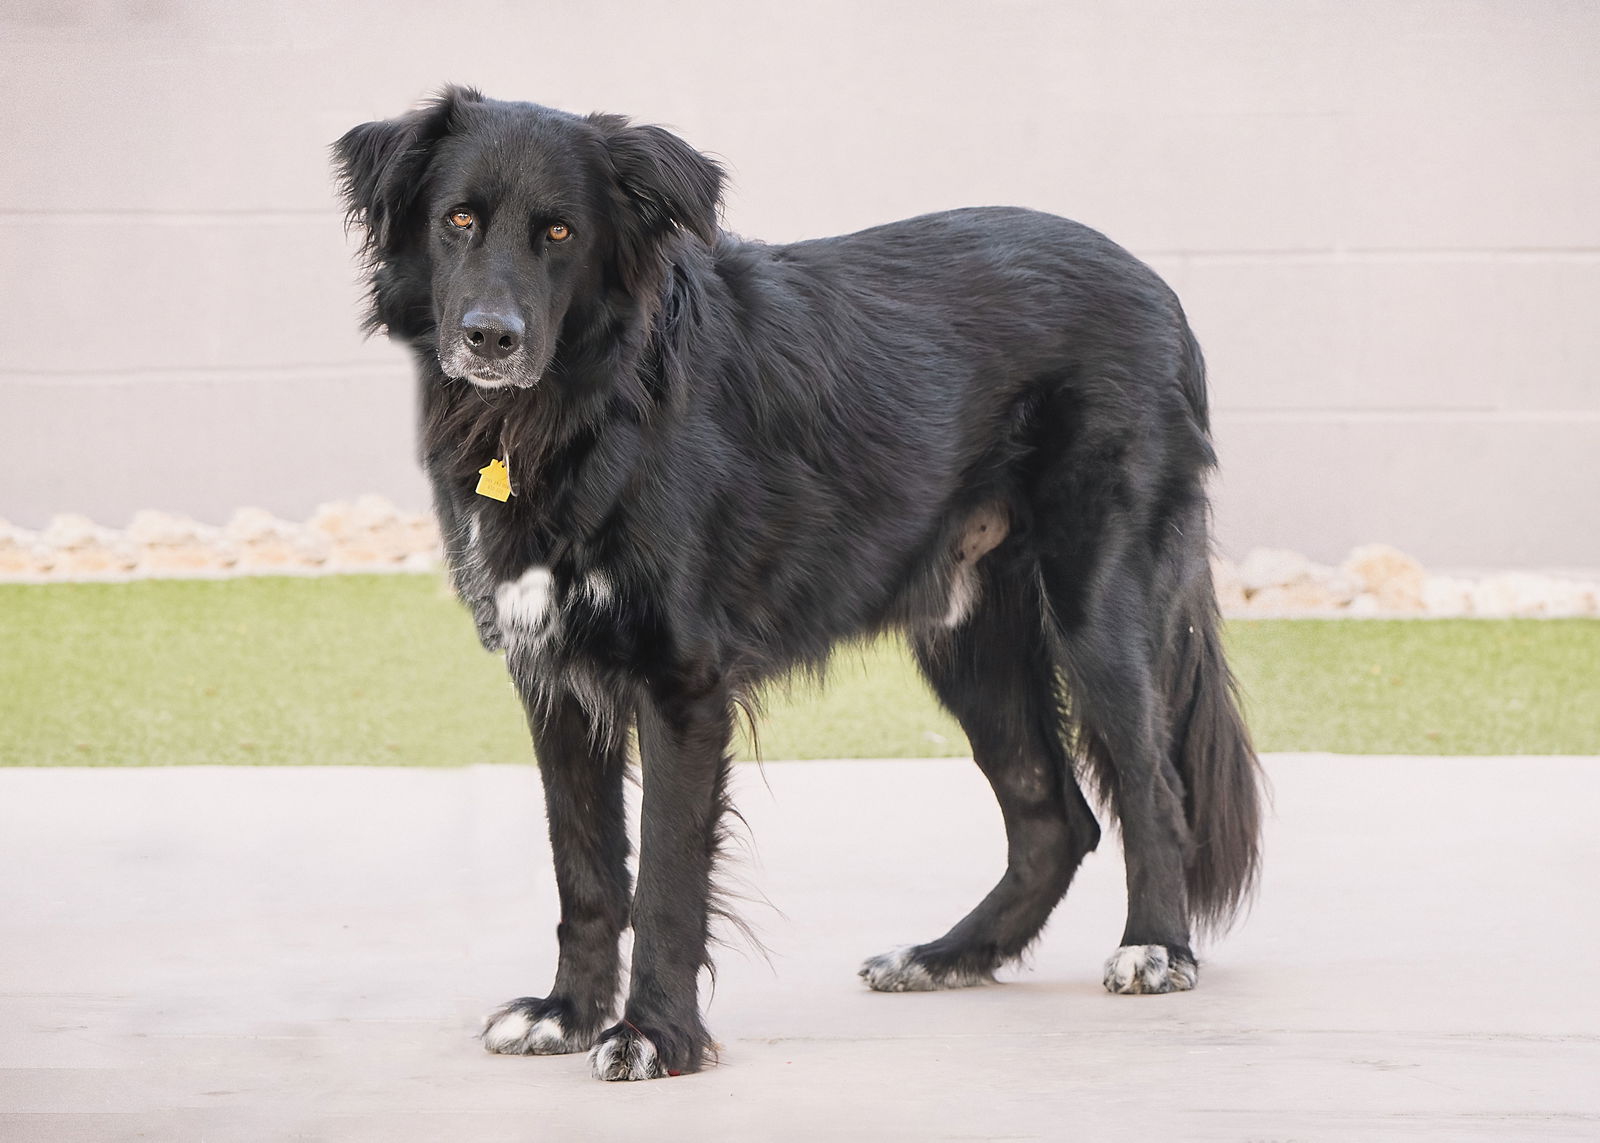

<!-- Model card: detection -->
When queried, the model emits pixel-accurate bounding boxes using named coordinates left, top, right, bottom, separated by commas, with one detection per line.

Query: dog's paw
left=1102, top=944, right=1198, bottom=995
left=859, top=945, right=993, bottom=992
left=588, top=1018, right=707, bottom=1081
left=589, top=1023, right=667, bottom=1081
left=481, top=997, right=593, bottom=1055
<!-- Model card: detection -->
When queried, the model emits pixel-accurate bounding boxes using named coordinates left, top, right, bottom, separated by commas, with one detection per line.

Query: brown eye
left=448, top=210, right=475, bottom=229
left=547, top=223, right=571, bottom=242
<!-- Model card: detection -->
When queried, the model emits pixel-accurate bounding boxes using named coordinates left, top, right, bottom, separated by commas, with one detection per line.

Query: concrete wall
left=3, top=0, right=1597, bottom=571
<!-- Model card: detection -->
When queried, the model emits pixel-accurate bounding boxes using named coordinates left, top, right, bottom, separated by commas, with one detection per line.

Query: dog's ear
left=333, top=86, right=482, bottom=254
left=593, top=116, right=724, bottom=287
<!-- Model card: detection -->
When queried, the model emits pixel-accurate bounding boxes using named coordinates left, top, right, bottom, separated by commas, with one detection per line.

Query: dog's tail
left=1164, top=575, right=1264, bottom=935
left=1167, top=319, right=1261, bottom=934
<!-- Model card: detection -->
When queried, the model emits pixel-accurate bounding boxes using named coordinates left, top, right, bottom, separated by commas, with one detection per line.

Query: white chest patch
left=495, top=566, right=554, bottom=635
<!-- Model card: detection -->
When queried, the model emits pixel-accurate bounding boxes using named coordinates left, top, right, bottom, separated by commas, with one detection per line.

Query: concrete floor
left=2, top=755, right=1598, bottom=1141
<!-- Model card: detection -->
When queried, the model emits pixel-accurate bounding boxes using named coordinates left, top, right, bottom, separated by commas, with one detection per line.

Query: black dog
left=334, top=87, right=1262, bottom=1082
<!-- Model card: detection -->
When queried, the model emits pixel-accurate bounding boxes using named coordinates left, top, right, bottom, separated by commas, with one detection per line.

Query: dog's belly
left=709, top=500, right=1015, bottom=651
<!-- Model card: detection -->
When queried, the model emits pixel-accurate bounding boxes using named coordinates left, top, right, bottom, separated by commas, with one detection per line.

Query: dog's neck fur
left=410, top=237, right=704, bottom=558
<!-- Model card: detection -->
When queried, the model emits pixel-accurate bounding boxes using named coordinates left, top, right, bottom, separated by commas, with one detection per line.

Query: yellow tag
left=476, top=458, right=512, bottom=502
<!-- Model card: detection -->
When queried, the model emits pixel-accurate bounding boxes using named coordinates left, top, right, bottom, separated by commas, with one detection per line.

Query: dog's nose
left=462, top=310, right=524, bottom=360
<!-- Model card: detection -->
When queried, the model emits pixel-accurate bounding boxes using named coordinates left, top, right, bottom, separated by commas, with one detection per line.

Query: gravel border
left=4, top=499, right=1596, bottom=618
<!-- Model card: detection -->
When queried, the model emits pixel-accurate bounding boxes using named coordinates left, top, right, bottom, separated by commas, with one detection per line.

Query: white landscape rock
left=1210, top=557, right=1248, bottom=613
left=1242, top=581, right=1348, bottom=615
left=1421, top=576, right=1476, bottom=617
left=1542, top=579, right=1592, bottom=617
left=125, top=510, right=213, bottom=547
left=403, top=513, right=443, bottom=560
left=1472, top=574, right=1526, bottom=617
left=40, top=513, right=138, bottom=576
left=308, top=501, right=357, bottom=541
left=1234, top=547, right=1357, bottom=615
left=43, top=513, right=120, bottom=551
left=1237, top=548, right=1320, bottom=594
left=0, top=502, right=445, bottom=581
left=1560, top=581, right=1600, bottom=617
left=125, top=510, right=235, bottom=575
left=223, top=507, right=302, bottom=544
left=349, top=494, right=403, bottom=531
left=311, top=496, right=425, bottom=569
left=1216, top=543, right=1596, bottom=619
left=1342, top=544, right=1426, bottom=613
left=1344, top=592, right=1383, bottom=617
left=1469, top=572, right=1596, bottom=618
left=224, top=508, right=330, bottom=572
left=0, top=520, right=48, bottom=577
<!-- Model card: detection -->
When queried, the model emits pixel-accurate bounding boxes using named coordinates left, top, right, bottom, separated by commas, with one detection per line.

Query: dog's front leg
left=482, top=691, right=630, bottom=1055
left=590, top=672, right=730, bottom=1080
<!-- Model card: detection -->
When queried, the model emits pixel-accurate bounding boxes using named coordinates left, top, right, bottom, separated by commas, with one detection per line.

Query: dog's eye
left=448, top=210, right=475, bottom=230
left=547, top=223, right=571, bottom=242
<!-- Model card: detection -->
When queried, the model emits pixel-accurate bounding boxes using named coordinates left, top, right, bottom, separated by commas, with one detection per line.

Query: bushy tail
left=1167, top=581, right=1264, bottom=934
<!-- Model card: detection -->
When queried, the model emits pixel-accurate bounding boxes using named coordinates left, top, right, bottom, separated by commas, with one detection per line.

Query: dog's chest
left=491, top=563, right=622, bottom=650
left=464, top=511, right=630, bottom=658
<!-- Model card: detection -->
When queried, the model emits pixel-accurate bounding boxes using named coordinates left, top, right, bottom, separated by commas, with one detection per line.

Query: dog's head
left=334, top=87, right=724, bottom=390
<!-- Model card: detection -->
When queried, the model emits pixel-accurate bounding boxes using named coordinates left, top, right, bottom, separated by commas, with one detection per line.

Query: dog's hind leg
left=482, top=690, right=631, bottom=1055
left=1040, top=544, right=1201, bottom=995
left=860, top=562, right=1101, bottom=991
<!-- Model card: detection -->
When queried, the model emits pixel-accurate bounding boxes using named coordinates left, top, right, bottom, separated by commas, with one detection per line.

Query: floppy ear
left=333, top=86, right=482, bottom=255
left=592, top=116, right=725, bottom=288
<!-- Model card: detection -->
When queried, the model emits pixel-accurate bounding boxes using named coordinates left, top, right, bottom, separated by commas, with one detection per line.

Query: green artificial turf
left=1, top=575, right=1596, bottom=766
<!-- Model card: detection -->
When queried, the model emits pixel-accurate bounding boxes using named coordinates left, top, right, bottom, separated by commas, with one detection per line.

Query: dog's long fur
left=335, top=87, right=1262, bottom=1081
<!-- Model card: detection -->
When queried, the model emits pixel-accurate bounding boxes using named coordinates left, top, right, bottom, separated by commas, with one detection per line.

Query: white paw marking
left=1102, top=944, right=1198, bottom=995
left=589, top=1030, right=661, bottom=1081
left=861, top=946, right=935, bottom=991
left=482, top=1007, right=531, bottom=1051
left=526, top=1017, right=572, bottom=1052
left=482, top=1006, right=581, bottom=1054
left=495, top=566, right=553, bottom=635
left=859, top=945, right=991, bottom=992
